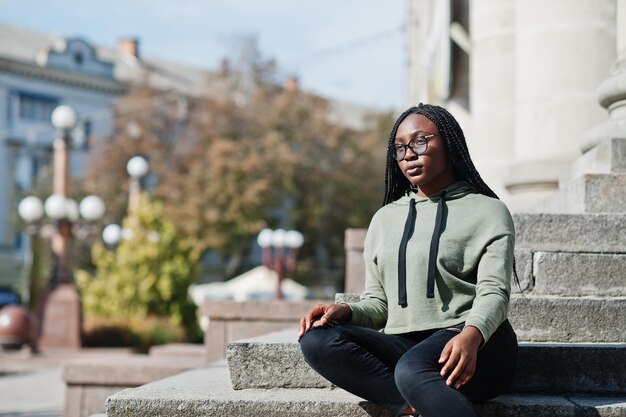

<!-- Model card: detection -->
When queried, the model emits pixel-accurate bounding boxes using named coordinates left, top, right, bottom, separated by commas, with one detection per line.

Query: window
left=18, top=92, right=58, bottom=122
left=74, top=51, right=84, bottom=65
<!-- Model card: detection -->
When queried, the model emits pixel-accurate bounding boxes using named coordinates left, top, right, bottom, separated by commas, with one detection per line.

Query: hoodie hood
left=400, top=180, right=476, bottom=204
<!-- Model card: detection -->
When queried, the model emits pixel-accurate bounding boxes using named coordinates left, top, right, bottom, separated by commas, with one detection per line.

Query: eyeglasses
left=390, top=134, right=437, bottom=161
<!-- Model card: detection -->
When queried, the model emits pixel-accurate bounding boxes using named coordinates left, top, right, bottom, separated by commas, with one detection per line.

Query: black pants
left=299, top=320, right=517, bottom=417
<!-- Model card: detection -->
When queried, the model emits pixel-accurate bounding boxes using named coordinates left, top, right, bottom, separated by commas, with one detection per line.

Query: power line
left=289, top=24, right=405, bottom=68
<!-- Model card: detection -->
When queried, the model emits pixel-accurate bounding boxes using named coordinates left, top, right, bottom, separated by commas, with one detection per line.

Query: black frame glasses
left=390, top=134, right=437, bottom=161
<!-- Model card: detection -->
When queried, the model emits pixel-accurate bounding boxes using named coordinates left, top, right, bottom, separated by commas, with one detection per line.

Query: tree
left=83, top=45, right=393, bottom=287
left=76, top=193, right=200, bottom=333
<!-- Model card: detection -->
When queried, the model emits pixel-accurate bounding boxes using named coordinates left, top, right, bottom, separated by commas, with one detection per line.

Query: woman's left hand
left=438, top=325, right=484, bottom=389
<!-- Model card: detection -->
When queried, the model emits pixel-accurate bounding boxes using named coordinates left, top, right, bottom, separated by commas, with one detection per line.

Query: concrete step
left=226, top=328, right=626, bottom=395
left=508, top=295, right=626, bottom=343
left=148, top=343, right=206, bottom=361
left=336, top=293, right=626, bottom=343
left=513, top=212, right=626, bottom=253
left=105, top=361, right=626, bottom=417
left=538, top=173, right=626, bottom=214
left=514, top=250, right=626, bottom=296
left=63, top=354, right=203, bottom=417
left=559, top=138, right=626, bottom=184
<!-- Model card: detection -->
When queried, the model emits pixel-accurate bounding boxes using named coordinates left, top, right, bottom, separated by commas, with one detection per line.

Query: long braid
left=382, top=103, right=522, bottom=291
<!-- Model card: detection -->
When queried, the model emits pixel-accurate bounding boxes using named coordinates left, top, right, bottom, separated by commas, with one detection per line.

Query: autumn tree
left=83, top=48, right=393, bottom=287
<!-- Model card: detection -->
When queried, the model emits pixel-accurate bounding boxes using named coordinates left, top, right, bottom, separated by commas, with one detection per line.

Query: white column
left=582, top=0, right=626, bottom=151
left=469, top=0, right=515, bottom=202
left=407, top=0, right=435, bottom=105
left=506, top=0, right=616, bottom=210
left=406, top=0, right=451, bottom=106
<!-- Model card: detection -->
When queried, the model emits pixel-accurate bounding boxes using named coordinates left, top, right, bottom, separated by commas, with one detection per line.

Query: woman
left=298, top=104, right=518, bottom=417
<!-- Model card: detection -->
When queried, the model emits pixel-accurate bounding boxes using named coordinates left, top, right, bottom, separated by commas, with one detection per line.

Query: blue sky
left=0, top=0, right=407, bottom=110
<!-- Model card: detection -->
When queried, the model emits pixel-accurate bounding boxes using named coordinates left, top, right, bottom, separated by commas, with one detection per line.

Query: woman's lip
left=407, top=166, right=422, bottom=176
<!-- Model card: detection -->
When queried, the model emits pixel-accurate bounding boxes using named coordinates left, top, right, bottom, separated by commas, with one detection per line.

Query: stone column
left=583, top=0, right=626, bottom=152
left=344, top=229, right=366, bottom=294
left=537, top=0, right=626, bottom=214
left=469, top=0, right=515, bottom=202
left=40, top=128, right=81, bottom=349
left=506, top=0, right=616, bottom=211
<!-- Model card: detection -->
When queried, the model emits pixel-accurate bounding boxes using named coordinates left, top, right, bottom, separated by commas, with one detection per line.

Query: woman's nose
left=404, top=146, right=418, bottom=160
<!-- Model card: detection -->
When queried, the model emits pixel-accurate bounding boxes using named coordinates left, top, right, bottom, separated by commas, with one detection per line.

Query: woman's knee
left=299, top=326, right=337, bottom=367
left=394, top=350, right=435, bottom=393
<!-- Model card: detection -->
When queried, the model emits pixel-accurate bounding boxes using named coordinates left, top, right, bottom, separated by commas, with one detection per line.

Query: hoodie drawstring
left=397, top=198, right=416, bottom=307
left=427, top=190, right=446, bottom=298
left=397, top=190, right=447, bottom=306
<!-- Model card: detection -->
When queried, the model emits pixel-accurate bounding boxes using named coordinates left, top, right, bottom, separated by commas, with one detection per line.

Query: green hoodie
left=346, top=181, right=514, bottom=344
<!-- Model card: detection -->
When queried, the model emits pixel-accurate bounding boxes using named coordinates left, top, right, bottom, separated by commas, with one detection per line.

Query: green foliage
left=77, top=194, right=200, bottom=339
left=82, top=316, right=191, bottom=353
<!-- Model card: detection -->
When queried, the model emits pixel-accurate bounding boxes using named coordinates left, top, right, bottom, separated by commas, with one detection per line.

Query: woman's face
left=394, top=113, right=456, bottom=195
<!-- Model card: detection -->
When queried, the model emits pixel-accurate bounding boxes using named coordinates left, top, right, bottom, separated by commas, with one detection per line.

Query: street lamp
left=100, top=155, right=150, bottom=247
left=16, top=104, right=105, bottom=349
left=257, top=228, right=304, bottom=299
left=127, top=155, right=149, bottom=213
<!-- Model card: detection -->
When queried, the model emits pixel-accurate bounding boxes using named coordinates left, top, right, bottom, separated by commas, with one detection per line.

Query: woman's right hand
left=298, top=303, right=351, bottom=338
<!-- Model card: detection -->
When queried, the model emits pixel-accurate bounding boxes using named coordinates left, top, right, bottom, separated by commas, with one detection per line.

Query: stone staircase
left=104, top=220, right=626, bottom=415
left=104, top=140, right=626, bottom=417
left=105, top=275, right=626, bottom=417
left=104, top=325, right=626, bottom=417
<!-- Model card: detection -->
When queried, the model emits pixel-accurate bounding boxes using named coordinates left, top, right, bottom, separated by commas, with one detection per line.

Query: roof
left=0, top=22, right=373, bottom=127
left=188, top=266, right=308, bottom=303
left=0, top=22, right=222, bottom=97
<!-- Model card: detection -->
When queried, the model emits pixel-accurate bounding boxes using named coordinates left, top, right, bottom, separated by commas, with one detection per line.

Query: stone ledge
left=105, top=362, right=626, bottom=417
left=226, top=328, right=626, bottom=394
left=538, top=173, right=626, bottom=214
left=63, top=354, right=203, bottom=386
left=532, top=252, right=626, bottom=296
left=149, top=343, right=205, bottom=360
left=513, top=213, right=626, bottom=252
left=509, top=295, right=626, bottom=343
left=336, top=294, right=626, bottom=343
left=200, top=300, right=321, bottom=321
left=563, top=138, right=626, bottom=182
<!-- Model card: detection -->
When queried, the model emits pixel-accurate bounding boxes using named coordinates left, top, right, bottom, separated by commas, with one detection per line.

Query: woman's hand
left=298, top=303, right=351, bottom=338
left=438, top=325, right=484, bottom=389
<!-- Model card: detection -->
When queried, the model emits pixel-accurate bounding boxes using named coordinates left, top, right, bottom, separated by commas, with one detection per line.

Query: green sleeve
left=344, top=240, right=388, bottom=330
left=465, top=233, right=514, bottom=344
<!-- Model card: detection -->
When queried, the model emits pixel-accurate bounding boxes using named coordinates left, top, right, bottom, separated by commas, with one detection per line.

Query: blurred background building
left=0, top=22, right=372, bottom=299
left=1, top=0, right=623, bottom=298
left=407, top=0, right=618, bottom=212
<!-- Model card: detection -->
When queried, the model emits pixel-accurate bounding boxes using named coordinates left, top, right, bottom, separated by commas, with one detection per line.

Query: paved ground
left=0, top=368, right=63, bottom=417
left=0, top=347, right=133, bottom=417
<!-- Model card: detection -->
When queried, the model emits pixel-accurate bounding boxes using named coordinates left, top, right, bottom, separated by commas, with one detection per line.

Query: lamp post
left=126, top=155, right=149, bottom=213
left=101, top=155, right=150, bottom=247
left=257, top=228, right=304, bottom=299
left=17, top=105, right=106, bottom=349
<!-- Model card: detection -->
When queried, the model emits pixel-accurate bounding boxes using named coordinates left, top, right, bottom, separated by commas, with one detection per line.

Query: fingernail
left=455, top=384, right=461, bottom=389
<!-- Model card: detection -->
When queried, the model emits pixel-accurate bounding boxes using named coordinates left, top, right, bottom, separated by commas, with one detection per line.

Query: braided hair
left=383, top=103, right=522, bottom=291
left=383, top=103, right=497, bottom=205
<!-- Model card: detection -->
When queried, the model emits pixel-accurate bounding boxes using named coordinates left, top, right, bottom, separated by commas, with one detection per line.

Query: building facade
left=0, top=24, right=128, bottom=287
left=407, top=0, right=619, bottom=211
left=0, top=23, right=227, bottom=290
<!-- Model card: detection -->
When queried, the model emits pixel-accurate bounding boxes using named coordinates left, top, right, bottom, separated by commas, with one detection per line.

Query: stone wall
left=200, top=299, right=321, bottom=362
